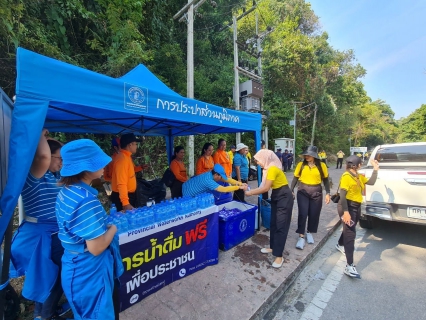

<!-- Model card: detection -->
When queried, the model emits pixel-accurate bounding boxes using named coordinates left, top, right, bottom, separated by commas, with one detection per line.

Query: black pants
left=296, top=184, right=323, bottom=234
left=283, top=161, right=289, bottom=172
left=232, top=179, right=247, bottom=202
left=338, top=199, right=361, bottom=265
left=336, top=158, right=343, bottom=169
left=270, top=185, right=294, bottom=257
left=170, top=180, right=183, bottom=199
left=110, top=191, right=136, bottom=211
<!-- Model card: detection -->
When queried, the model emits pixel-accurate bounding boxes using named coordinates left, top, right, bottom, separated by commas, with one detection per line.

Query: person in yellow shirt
left=212, top=138, right=232, bottom=178
left=245, top=149, right=294, bottom=269
left=290, top=146, right=330, bottom=250
left=111, top=133, right=141, bottom=211
left=335, top=155, right=379, bottom=278
left=246, top=150, right=252, bottom=165
left=227, top=145, right=236, bottom=164
left=336, top=150, right=345, bottom=169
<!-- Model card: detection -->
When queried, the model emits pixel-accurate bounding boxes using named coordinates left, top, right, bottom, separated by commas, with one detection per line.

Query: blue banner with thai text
left=118, top=208, right=219, bottom=311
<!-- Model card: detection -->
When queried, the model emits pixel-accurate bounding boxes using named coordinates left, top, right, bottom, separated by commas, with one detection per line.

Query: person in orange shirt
left=170, top=146, right=188, bottom=198
left=212, top=138, right=232, bottom=178
left=104, top=137, right=146, bottom=182
left=111, top=133, right=142, bottom=211
left=196, top=142, right=214, bottom=175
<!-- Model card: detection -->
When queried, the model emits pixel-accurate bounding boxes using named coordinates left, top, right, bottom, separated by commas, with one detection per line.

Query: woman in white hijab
left=245, top=149, right=294, bottom=268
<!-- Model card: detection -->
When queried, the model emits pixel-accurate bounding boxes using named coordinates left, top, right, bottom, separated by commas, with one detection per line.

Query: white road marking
left=299, top=228, right=366, bottom=320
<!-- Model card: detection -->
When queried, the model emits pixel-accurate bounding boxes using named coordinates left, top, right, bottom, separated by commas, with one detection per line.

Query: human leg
left=306, top=187, right=323, bottom=234
left=342, top=201, right=361, bottom=268
left=233, top=188, right=245, bottom=202
left=271, top=187, right=294, bottom=260
left=296, top=189, right=310, bottom=235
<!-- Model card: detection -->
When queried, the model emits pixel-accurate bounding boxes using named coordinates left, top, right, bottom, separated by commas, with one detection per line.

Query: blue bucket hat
left=61, top=139, right=111, bottom=177
left=213, top=164, right=227, bottom=180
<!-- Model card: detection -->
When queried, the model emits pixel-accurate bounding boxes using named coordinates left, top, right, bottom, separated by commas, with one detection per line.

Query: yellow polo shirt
left=266, top=166, right=288, bottom=189
left=294, top=162, right=328, bottom=185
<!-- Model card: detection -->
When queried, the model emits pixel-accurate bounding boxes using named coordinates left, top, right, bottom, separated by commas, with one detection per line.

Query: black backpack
left=161, top=168, right=175, bottom=187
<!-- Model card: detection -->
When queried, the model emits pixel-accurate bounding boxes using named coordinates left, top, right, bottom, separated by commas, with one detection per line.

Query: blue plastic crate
left=217, top=201, right=257, bottom=251
left=261, top=199, right=271, bottom=229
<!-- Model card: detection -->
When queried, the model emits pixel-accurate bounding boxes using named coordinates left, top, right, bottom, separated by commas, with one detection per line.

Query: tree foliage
left=0, top=0, right=424, bottom=172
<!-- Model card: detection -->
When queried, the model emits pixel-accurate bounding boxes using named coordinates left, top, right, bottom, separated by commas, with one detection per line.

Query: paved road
left=264, top=219, right=426, bottom=320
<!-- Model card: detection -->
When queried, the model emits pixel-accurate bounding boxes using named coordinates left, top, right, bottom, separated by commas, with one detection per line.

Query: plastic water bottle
left=119, top=215, right=128, bottom=233
left=110, top=204, right=117, bottom=215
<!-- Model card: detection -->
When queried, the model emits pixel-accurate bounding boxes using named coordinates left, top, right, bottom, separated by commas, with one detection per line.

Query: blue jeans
left=34, top=233, right=64, bottom=319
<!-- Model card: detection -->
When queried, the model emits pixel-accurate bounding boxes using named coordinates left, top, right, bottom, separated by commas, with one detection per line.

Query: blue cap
left=213, top=164, right=227, bottom=180
left=61, top=139, right=111, bottom=176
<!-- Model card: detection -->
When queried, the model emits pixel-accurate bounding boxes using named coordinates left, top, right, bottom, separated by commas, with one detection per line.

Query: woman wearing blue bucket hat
left=56, top=139, right=123, bottom=320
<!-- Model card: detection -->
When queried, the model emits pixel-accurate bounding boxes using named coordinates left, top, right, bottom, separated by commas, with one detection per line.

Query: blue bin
left=217, top=201, right=257, bottom=251
left=261, top=199, right=271, bottom=229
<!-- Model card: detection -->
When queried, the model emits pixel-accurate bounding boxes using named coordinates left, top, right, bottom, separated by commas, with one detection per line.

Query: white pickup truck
left=358, top=142, right=426, bottom=229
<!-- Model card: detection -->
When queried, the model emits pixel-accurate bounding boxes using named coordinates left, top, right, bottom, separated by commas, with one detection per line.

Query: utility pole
left=233, top=16, right=241, bottom=144
left=174, top=0, right=207, bottom=176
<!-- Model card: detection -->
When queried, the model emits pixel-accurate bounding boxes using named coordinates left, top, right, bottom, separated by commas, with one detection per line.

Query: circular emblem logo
left=179, top=268, right=187, bottom=277
left=130, top=294, right=139, bottom=304
left=239, top=219, right=248, bottom=232
left=128, top=87, right=145, bottom=104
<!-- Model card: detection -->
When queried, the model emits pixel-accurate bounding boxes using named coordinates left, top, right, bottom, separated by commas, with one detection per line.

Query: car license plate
left=407, top=207, right=426, bottom=219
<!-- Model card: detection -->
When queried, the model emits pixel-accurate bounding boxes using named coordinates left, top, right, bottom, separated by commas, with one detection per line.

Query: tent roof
left=16, top=48, right=261, bottom=136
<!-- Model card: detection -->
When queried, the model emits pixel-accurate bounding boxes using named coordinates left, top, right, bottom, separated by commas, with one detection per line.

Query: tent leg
left=0, top=218, right=16, bottom=320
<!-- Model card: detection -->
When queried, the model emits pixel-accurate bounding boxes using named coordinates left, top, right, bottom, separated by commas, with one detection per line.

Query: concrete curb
left=250, top=218, right=342, bottom=320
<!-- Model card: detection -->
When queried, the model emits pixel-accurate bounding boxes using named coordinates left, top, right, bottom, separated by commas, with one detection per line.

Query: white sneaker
left=335, top=243, right=345, bottom=255
left=344, top=264, right=361, bottom=279
left=306, top=233, right=314, bottom=244
left=296, top=237, right=305, bottom=250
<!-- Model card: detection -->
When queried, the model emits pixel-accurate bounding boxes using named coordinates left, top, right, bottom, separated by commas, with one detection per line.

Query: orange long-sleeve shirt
left=112, top=150, right=138, bottom=206
left=170, top=159, right=188, bottom=183
left=195, top=156, right=214, bottom=175
left=104, top=152, right=142, bottom=182
left=212, top=149, right=232, bottom=178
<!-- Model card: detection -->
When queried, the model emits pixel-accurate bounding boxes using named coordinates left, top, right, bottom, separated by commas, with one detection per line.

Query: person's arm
left=31, top=129, right=51, bottom=179
left=290, top=177, right=299, bottom=192
left=86, top=225, right=117, bottom=256
left=216, top=185, right=242, bottom=193
left=195, top=157, right=203, bottom=175
left=222, top=177, right=243, bottom=186
left=339, top=189, right=353, bottom=226
left=366, top=159, right=379, bottom=185
left=115, top=157, right=132, bottom=209
left=170, top=160, right=187, bottom=182
left=246, top=179, right=272, bottom=196
left=323, top=178, right=331, bottom=204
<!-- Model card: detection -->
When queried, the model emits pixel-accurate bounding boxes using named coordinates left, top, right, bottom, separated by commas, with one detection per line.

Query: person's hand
left=42, top=128, right=49, bottom=138
left=370, top=158, right=379, bottom=170
left=342, top=211, right=351, bottom=226
left=325, top=193, right=330, bottom=204
left=122, top=204, right=134, bottom=211
left=141, top=164, right=149, bottom=170
left=240, top=184, right=248, bottom=191
left=245, top=189, right=251, bottom=196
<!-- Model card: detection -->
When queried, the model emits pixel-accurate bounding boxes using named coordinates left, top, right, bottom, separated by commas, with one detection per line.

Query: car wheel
left=359, top=216, right=374, bottom=229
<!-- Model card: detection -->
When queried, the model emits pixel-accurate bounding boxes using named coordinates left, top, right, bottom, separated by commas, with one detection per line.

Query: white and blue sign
left=124, top=82, right=149, bottom=112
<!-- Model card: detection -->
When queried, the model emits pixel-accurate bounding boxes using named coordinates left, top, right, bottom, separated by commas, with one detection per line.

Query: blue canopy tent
left=0, top=48, right=262, bottom=280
